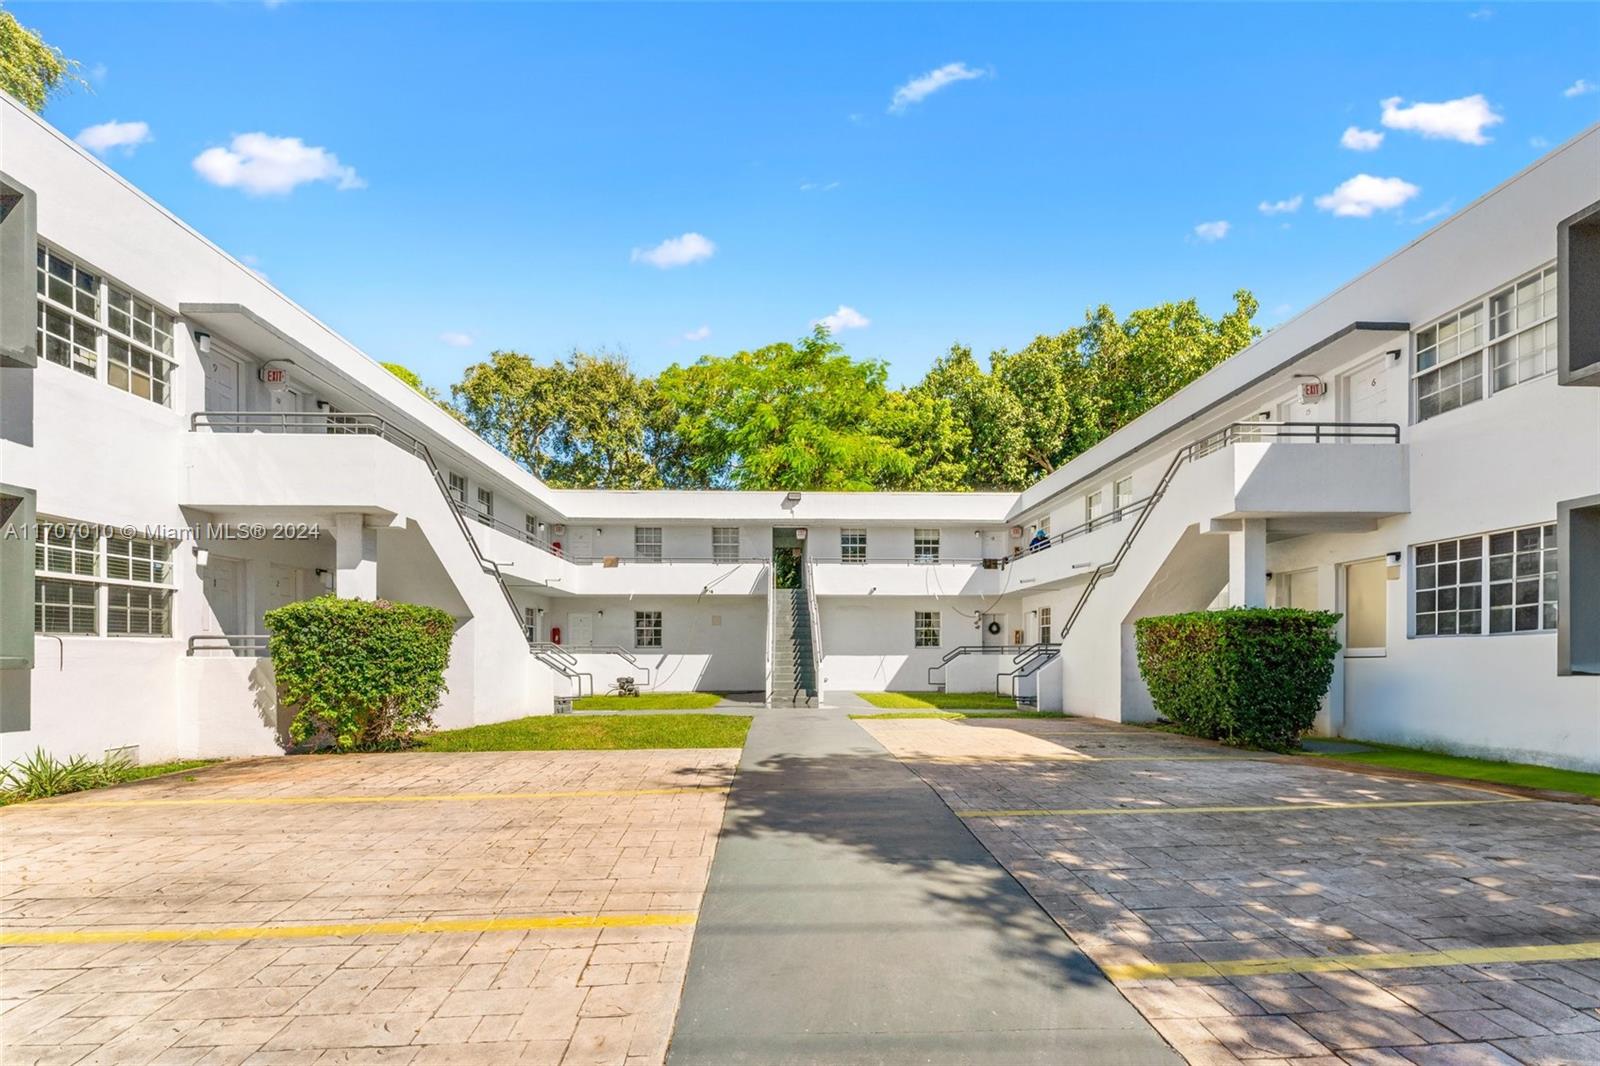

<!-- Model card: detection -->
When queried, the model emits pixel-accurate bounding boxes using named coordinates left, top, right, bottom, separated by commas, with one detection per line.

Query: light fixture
left=193, top=329, right=211, bottom=354
left=193, top=547, right=210, bottom=568
left=1387, top=551, right=1403, bottom=565
left=784, top=491, right=802, bottom=505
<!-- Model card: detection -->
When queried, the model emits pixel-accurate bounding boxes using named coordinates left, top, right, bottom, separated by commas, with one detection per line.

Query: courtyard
left=2, top=710, right=1598, bottom=1065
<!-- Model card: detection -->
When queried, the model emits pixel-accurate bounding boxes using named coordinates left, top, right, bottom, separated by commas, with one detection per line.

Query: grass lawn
left=856, top=691, right=1026, bottom=711
left=850, top=710, right=1053, bottom=720
left=417, top=713, right=751, bottom=752
left=573, top=692, right=724, bottom=711
left=123, top=759, right=220, bottom=783
left=1304, top=742, right=1600, bottom=799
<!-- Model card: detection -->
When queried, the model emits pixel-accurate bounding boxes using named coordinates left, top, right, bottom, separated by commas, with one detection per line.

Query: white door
left=1272, top=568, right=1318, bottom=609
left=981, top=612, right=1004, bottom=648
left=1344, top=358, right=1389, bottom=430
left=204, top=556, right=244, bottom=634
left=1275, top=392, right=1323, bottom=442
left=570, top=527, right=592, bottom=561
left=268, top=387, right=301, bottom=431
left=203, top=350, right=241, bottom=415
left=568, top=612, right=593, bottom=647
left=258, top=564, right=300, bottom=630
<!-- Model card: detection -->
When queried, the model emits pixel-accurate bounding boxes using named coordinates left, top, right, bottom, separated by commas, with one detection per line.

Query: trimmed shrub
left=1134, top=607, right=1340, bottom=751
left=266, top=597, right=455, bottom=751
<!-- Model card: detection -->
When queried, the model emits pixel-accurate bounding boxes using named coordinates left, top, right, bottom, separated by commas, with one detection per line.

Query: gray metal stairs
left=770, top=587, right=817, bottom=707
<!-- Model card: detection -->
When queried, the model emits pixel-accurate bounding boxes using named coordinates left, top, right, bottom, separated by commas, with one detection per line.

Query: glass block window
left=36, top=579, right=97, bottom=635
left=107, top=586, right=171, bottom=637
left=105, top=535, right=172, bottom=584
left=913, top=610, right=941, bottom=648
left=712, top=527, right=740, bottom=563
left=36, top=245, right=176, bottom=404
left=634, top=610, right=663, bottom=648
left=1488, top=524, right=1557, bottom=633
left=840, top=528, right=867, bottom=564
left=913, top=529, right=940, bottom=564
left=634, top=527, right=663, bottom=562
left=36, top=525, right=98, bottom=576
left=1413, top=537, right=1482, bottom=636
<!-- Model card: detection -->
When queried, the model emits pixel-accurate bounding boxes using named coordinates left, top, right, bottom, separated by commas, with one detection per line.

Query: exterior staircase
left=770, top=587, right=817, bottom=707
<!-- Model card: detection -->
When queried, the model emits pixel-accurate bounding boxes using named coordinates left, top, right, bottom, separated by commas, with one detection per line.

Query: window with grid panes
left=36, top=246, right=176, bottom=405
left=1414, top=264, right=1558, bottom=422
left=1413, top=524, right=1558, bottom=637
left=913, top=610, right=941, bottom=648
left=1413, top=536, right=1483, bottom=636
left=35, top=525, right=97, bottom=577
left=105, top=286, right=174, bottom=404
left=912, top=529, right=940, bottom=564
left=635, top=610, right=663, bottom=648
left=712, top=527, right=740, bottom=563
left=106, top=535, right=171, bottom=585
left=1038, top=607, right=1053, bottom=646
left=1488, top=268, right=1558, bottom=391
left=36, top=247, right=100, bottom=376
left=35, top=579, right=96, bottom=635
left=447, top=473, right=467, bottom=506
left=840, top=528, right=867, bottom=563
left=635, top=527, right=663, bottom=562
left=107, top=586, right=171, bottom=637
left=1488, top=525, right=1557, bottom=633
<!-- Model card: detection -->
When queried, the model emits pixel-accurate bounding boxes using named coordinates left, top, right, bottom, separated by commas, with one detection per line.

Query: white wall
left=546, top=597, right=766, bottom=693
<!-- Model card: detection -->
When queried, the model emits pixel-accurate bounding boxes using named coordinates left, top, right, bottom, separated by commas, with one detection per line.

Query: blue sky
left=18, top=2, right=1600, bottom=391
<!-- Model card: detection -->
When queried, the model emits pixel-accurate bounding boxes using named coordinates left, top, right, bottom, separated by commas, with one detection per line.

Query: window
left=1488, top=524, right=1557, bottom=633
left=913, top=529, right=940, bottom=564
left=1344, top=558, right=1388, bottom=653
left=1038, top=606, right=1053, bottom=646
left=634, top=610, right=663, bottom=648
left=1414, top=537, right=1483, bottom=636
left=36, top=245, right=175, bottom=405
left=525, top=514, right=542, bottom=543
left=1085, top=490, right=1105, bottom=527
left=106, top=535, right=171, bottom=584
left=524, top=607, right=539, bottom=641
left=1414, top=524, right=1557, bottom=637
left=1113, top=477, right=1134, bottom=517
left=1414, top=265, right=1558, bottom=422
left=476, top=488, right=494, bottom=526
left=35, top=579, right=96, bottom=635
left=635, top=526, right=663, bottom=562
left=840, top=528, right=867, bottom=564
left=107, top=587, right=171, bottom=637
left=447, top=472, right=467, bottom=506
left=34, top=521, right=173, bottom=638
left=913, top=610, right=941, bottom=648
left=35, top=525, right=97, bottom=576
left=712, top=527, right=740, bottom=563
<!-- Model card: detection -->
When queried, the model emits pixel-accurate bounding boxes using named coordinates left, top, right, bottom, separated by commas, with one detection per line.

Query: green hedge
left=265, top=597, right=455, bottom=751
left=1134, top=607, right=1340, bottom=751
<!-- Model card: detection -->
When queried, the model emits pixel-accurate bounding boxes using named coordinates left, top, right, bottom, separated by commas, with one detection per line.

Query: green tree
left=867, top=388, right=968, bottom=491
left=0, top=9, right=80, bottom=112
left=380, top=361, right=459, bottom=420
left=910, top=345, right=1031, bottom=490
left=547, top=352, right=663, bottom=489
left=452, top=351, right=568, bottom=478
left=654, top=328, right=913, bottom=490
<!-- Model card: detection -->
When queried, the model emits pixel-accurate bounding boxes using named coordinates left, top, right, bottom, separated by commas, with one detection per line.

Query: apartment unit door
left=203, top=556, right=244, bottom=636
left=258, top=564, right=302, bottom=631
left=203, top=349, right=242, bottom=416
left=1343, top=357, right=1389, bottom=428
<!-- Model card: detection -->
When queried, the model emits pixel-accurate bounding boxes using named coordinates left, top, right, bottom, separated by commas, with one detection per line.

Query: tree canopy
left=432, top=290, right=1261, bottom=492
left=0, top=9, right=79, bottom=112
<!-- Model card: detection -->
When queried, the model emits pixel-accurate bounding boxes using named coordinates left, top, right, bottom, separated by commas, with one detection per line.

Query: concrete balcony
left=812, top=560, right=1008, bottom=598
left=565, top=557, right=769, bottom=597
left=1198, top=439, right=1410, bottom=528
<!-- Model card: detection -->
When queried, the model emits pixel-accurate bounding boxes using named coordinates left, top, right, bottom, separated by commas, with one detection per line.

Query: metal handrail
left=1058, top=420, right=1401, bottom=642
left=555, top=644, right=654, bottom=690
left=187, top=633, right=271, bottom=656
left=529, top=641, right=578, bottom=666
left=998, top=643, right=1058, bottom=699
left=804, top=553, right=823, bottom=707
left=926, top=643, right=1034, bottom=689
left=191, top=411, right=528, bottom=657
left=460, top=507, right=562, bottom=556
left=763, top=560, right=775, bottom=707
left=533, top=648, right=593, bottom=698
left=571, top=554, right=769, bottom=566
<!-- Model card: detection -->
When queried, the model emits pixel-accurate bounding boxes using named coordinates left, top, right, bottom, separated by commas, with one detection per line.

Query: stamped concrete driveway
left=0, top=749, right=737, bottom=1066
left=861, top=716, right=1600, bottom=1065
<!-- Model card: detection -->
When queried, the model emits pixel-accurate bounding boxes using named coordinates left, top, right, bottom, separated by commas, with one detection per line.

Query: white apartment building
left=2, top=97, right=1596, bottom=771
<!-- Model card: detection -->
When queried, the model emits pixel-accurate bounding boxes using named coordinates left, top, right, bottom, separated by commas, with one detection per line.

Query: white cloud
left=800, top=181, right=841, bottom=193
left=1340, top=126, right=1385, bottom=151
left=1467, top=6, right=1493, bottom=18
left=1564, top=78, right=1597, bottom=98
left=1192, top=220, right=1230, bottom=243
left=438, top=331, right=475, bottom=348
left=888, top=62, right=988, bottom=113
left=1314, top=174, right=1421, bottom=218
left=1258, top=195, right=1303, bottom=215
left=76, top=120, right=151, bottom=156
left=1379, top=94, right=1503, bottom=145
left=682, top=325, right=711, bottom=342
left=630, top=232, right=716, bottom=269
left=193, top=133, right=364, bottom=195
left=87, top=62, right=109, bottom=83
left=813, top=305, right=870, bottom=332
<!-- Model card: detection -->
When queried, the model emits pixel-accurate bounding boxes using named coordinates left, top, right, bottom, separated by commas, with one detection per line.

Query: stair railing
left=529, top=642, right=593, bottom=697
left=561, top=644, right=654, bottom=690
left=763, top=559, right=775, bottom=707
left=804, top=553, right=823, bottom=706
left=926, top=643, right=1033, bottom=690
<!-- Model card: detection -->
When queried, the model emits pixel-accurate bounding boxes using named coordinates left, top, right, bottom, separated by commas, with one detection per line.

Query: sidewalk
left=667, top=704, right=1180, bottom=1065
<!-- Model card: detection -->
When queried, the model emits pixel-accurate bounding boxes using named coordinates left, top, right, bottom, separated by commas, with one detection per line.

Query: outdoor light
left=193, top=329, right=211, bottom=354
left=784, top=491, right=802, bottom=504
left=1387, top=551, right=1403, bottom=565
left=193, top=547, right=210, bottom=568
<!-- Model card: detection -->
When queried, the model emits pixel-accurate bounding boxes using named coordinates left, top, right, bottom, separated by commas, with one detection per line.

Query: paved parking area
left=861, top=716, right=1600, bottom=1066
left=0, top=749, right=738, bottom=1066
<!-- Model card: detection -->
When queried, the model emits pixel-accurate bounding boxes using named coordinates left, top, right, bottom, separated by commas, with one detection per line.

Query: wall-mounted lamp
left=193, top=547, right=210, bottom=568
left=1387, top=348, right=1403, bottom=363
left=596, top=609, right=605, bottom=618
left=784, top=491, right=802, bottom=505
left=315, top=568, right=333, bottom=591
left=1387, top=551, right=1403, bottom=566
left=193, top=329, right=211, bottom=354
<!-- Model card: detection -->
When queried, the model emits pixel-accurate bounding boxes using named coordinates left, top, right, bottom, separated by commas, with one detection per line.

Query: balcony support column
left=1227, top=519, right=1268, bottom=608
left=334, top=512, right=378, bottom=600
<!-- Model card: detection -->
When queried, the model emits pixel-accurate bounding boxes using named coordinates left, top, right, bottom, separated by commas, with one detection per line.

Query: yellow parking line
left=12, top=785, right=728, bottom=811
left=0, top=912, right=696, bottom=946
left=957, top=797, right=1528, bottom=818
left=1080, top=755, right=1261, bottom=762
left=1103, top=940, right=1600, bottom=982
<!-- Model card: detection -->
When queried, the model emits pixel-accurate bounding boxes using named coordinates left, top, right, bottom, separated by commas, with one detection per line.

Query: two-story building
left=2, top=96, right=1596, bottom=771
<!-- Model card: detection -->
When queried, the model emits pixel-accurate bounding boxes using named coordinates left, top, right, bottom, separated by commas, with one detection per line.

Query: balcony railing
left=187, top=633, right=271, bottom=656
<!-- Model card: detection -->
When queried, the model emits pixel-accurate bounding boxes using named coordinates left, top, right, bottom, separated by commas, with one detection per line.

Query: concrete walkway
left=667, top=705, right=1180, bottom=1065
